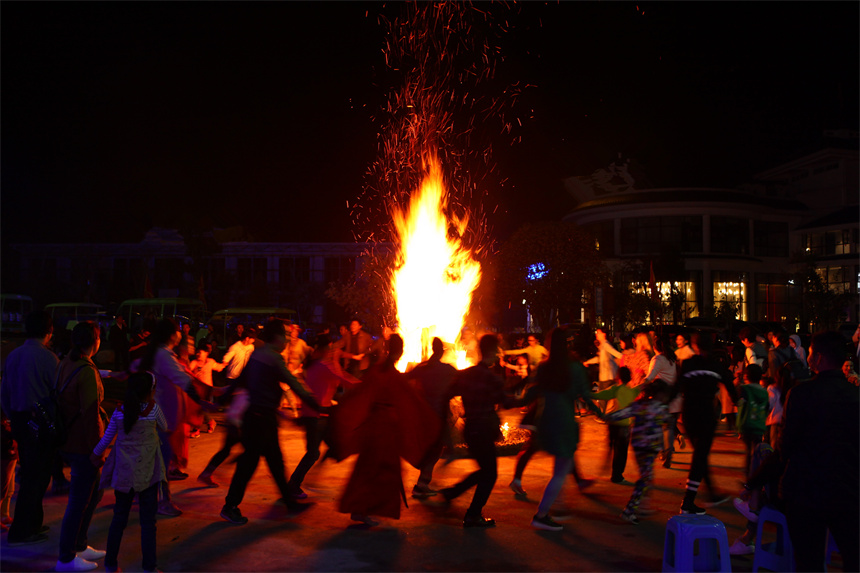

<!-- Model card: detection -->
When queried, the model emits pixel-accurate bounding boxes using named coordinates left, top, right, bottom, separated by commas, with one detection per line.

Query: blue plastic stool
left=663, top=514, right=732, bottom=572
left=752, top=506, right=794, bottom=572
left=825, top=529, right=840, bottom=569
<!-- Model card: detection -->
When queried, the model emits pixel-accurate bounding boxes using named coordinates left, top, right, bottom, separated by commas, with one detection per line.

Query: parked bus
left=116, top=298, right=207, bottom=333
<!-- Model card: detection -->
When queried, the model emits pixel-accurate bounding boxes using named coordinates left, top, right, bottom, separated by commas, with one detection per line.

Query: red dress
left=333, top=363, right=440, bottom=519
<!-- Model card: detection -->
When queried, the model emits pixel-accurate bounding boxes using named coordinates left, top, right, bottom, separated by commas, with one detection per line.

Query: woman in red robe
left=333, top=334, right=441, bottom=526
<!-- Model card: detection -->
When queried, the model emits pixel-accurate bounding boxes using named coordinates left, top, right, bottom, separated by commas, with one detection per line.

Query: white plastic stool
left=752, top=506, right=794, bottom=572
left=663, top=514, right=732, bottom=572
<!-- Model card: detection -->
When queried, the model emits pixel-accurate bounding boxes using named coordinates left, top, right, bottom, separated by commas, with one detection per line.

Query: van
left=205, top=307, right=298, bottom=351
left=116, top=298, right=207, bottom=333
left=45, top=302, right=106, bottom=331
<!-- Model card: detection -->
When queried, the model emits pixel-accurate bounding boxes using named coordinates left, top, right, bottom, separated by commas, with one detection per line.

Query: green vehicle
left=116, top=298, right=208, bottom=333
left=204, top=307, right=298, bottom=351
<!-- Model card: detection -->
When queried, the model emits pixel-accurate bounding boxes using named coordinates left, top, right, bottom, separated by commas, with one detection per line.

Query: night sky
left=2, top=2, right=857, bottom=246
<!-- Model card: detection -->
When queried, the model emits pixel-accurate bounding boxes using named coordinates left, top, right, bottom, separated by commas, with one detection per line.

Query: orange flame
left=391, top=155, right=482, bottom=371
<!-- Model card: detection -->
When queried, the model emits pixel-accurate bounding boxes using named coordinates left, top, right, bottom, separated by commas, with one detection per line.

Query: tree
left=325, top=250, right=397, bottom=331
left=798, top=258, right=854, bottom=331
left=495, top=222, right=605, bottom=333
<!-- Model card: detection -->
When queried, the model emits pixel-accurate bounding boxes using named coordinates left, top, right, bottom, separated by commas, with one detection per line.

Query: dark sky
left=2, top=2, right=857, bottom=246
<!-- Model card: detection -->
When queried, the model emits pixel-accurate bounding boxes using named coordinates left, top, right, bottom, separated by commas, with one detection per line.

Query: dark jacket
left=780, top=370, right=860, bottom=511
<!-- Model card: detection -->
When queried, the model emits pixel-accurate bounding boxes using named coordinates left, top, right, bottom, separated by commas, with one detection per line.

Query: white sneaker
left=732, top=497, right=759, bottom=523
left=56, top=556, right=99, bottom=572
left=728, top=538, right=755, bottom=556
left=77, top=546, right=106, bottom=560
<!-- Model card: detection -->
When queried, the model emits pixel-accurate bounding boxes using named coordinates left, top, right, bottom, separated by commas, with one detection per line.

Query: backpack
left=28, top=364, right=89, bottom=447
left=775, top=354, right=810, bottom=406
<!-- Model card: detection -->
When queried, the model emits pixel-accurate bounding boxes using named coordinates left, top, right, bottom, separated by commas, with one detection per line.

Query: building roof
left=795, top=206, right=859, bottom=231
left=568, top=188, right=808, bottom=213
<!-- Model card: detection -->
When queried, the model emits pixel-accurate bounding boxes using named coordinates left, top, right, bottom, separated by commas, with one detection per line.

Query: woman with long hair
left=530, top=328, right=601, bottom=531
left=92, top=372, right=166, bottom=573
left=138, top=318, right=208, bottom=516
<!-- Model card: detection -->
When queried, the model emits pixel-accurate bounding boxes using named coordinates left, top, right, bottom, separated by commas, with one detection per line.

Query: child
left=604, top=379, right=671, bottom=524
left=91, top=372, right=167, bottom=573
left=736, top=364, right=768, bottom=474
left=590, top=366, right=643, bottom=485
left=0, top=411, right=17, bottom=532
left=188, top=341, right=226, bottom=434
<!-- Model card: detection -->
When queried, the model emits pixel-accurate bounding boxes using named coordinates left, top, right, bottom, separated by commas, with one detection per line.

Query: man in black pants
left=678, top=331, right=735, bottom=515
left=220, top=319, right=325, bottom=525
left=0, top=311, right=60, bottom=545
left=781, top=330, right=859, bottom=572
left=440, top=335, right=518, bottom=527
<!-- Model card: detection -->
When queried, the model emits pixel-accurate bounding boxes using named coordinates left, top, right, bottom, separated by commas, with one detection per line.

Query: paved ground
left=0, top=410, right=847, bottom=572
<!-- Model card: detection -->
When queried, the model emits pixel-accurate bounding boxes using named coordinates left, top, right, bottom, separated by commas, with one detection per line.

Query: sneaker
left=350, top=513, right=379, bottom=527
left=464, top=515, right=496, bottom=528
left=509, top=480, right=526, bottom=496
left=197, top=473, right=219, bottom=488
left=620, top=510, right=639, bottom=525
left=732, top=497, right=759, bottom=522
left=55, top=556, right=98, bottom=572
left=157, top=500, right=182, bottom=517
left=220, top=505, right=248, bottom=525
left=531, top=513, right=563, bottom=531
left=166, top=469, right=188, bottom=481
left=729, top=538, right=755, bottom=556
left=411, top=484, right=438, bottom=499
left=680, top=502, right=707, bottom=515
left=576, top=478, right=595, bottom=491
left=276, top=498, right=313, bottom=516
left=7, top=532, right=49, bottom=546
left=77, top=547, right=106, bottom=560
left=291, top=487, right=308, bottom=499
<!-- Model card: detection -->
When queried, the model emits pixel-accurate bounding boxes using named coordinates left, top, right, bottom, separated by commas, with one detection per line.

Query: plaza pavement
left=1, top=410, right=846, bottom=572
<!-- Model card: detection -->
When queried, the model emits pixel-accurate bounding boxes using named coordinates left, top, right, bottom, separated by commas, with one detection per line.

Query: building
left=562, top=147, right=859, bottom=331
left=4, top=226, right=392, bottom=328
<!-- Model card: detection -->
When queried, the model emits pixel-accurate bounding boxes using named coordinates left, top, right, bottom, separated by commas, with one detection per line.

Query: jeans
left=58, top=452, right=103, bottom=563
left=686, top=422, right=716, bottom=487
left=7, top=412, right=55, bottom=541
left=626, top=448, right=658, bottom=513
left=785, top=501, right=859, bottom=572
left=288, top=417, right=326, bottom=491
left=202, top=424, right=242, bottom=475
left=445, top=424, right=497, bottom=519
left=225, top=407, right=292, bottom=507
left=513, top=431, right=540, bottom=481
left=608, top=424, right=630, bottom=481
left=105, top=484, right=158, bottom=572
left=158, top=430, right=173, bottom=502
left=537, top=456, right=574, bottom=516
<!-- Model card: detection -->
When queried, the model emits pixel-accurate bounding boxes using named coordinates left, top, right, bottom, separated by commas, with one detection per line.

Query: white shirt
left=222, top=341, right=254, bottom=379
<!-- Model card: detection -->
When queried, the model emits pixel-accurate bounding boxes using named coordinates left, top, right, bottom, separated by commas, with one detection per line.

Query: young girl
left=605, top=379, right=671, bottom=524
left=91, top=372, right=167, bottom=573
left=188, top=341, right=226, bottom=435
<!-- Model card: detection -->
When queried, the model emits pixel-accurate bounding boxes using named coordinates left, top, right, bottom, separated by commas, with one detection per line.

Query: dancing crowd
left=1, top=311, right=858, bottom=572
